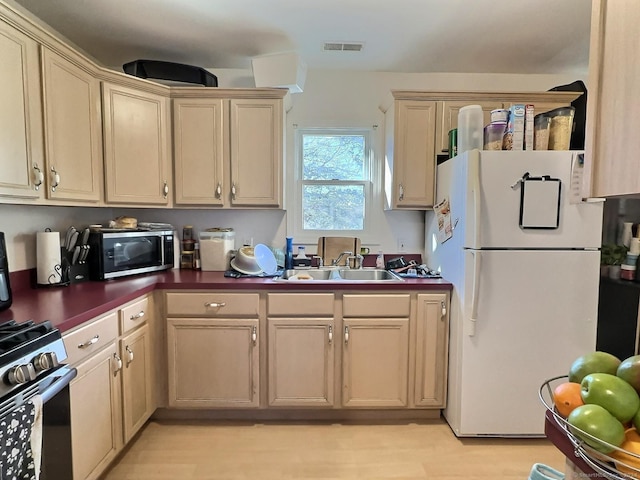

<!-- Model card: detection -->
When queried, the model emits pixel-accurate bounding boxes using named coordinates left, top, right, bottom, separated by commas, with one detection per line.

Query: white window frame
left=288, top=126, right=384, bottom=245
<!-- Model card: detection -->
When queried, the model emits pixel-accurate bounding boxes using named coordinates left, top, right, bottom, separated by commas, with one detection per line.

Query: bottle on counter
left=193, top=242, right=201, bottom=270
left=285, top=237, right=294, bottom=270
left=376, top=251, right=385, bottom=269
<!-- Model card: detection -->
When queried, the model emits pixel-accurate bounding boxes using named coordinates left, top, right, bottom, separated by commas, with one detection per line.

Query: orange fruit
left=611, top=428, right=640, bottom=475
left=553, top=381, right=584, bottom=418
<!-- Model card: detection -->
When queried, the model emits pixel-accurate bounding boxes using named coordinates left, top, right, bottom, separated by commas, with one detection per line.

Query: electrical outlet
left=398, top=238, right=406, bottom=252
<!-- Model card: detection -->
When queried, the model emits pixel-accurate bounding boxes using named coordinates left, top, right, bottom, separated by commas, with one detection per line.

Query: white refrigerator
left=426, top=149, right=604, bottom=437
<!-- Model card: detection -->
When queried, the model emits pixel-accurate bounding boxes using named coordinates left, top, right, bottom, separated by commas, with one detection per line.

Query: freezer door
left=463, top=151, right=603, bottom=249
left=445, top=249, right=599, bottom=436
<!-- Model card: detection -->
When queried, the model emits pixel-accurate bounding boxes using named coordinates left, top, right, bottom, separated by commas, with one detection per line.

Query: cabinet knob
left=328, top=325, right=333, bottom=344
left=251, top=326, right=257, bottom=345
left=441, top=301, right=447, bottom=318
left=163, top=181, right=169, bottom=198
left=50, top=166, right=60, bottom=192
left=215, top=183, right=222, bottom=198
left=33, top=164, right=44, bottom=190
left=344, top=325, right=349, bottom=344
left=231, top=183, right=237, bottom=200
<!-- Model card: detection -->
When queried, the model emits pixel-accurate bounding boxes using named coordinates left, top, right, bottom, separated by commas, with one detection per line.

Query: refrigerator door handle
left=469, top=152, right=481, bottom=248
left=467, top=250, right=481, bottom=336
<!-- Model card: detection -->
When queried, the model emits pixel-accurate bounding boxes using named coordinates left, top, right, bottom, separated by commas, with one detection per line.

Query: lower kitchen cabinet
left=120, top=323, right=153, bottom=442
left=69, top=341, right=123, bottom=480
left=267, top=319, right=335, bottom=406
left=342, top=294, right=411, bottom=408
left=414, top=293, right=449, bottom=407
left=167, top=318, right=260, bottom=407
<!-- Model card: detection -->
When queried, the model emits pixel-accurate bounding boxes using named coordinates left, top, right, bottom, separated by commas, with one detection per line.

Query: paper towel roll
left=37, top=231, right=62, bottom=285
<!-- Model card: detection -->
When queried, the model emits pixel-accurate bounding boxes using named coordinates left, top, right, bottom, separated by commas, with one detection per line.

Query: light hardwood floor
left=102, top=417, right=567, bottom=480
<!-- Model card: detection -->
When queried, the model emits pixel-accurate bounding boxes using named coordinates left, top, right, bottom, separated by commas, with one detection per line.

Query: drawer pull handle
left=130, top=310, right=145, bottom=320
left=251, top=326, right=257, bottom=345
left=113, top=353, right=123, bottom=373
left=126, top=345, right=134, bottom=364
left=344, top=326, right=349, bottom=344
left=163, top=181, right=169, bottom=198
left=328, top=325, right=333, bottom=344
left=398, top=183, right=404, bottom=201
left=204, top=302, right=226, bottom=308
left=78, top=335, right=99, bottom=349
left=441, top=301, right=447, bottom=318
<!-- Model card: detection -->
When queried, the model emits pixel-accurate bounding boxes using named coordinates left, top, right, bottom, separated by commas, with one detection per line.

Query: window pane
left=303, top=185, right=364, bottom=230
left=302, top=134, right=365, bottom=181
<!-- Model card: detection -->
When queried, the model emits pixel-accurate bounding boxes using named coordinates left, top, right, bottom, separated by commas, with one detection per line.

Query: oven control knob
left=33, top=352, right=59, bottom=371
left=7, top=364, right=36, bottom=385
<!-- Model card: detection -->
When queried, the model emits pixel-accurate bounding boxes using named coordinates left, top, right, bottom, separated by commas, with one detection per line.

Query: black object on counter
left=597, top=277, right=640, bottom=360
left=0, top=233, right=12, bottom=311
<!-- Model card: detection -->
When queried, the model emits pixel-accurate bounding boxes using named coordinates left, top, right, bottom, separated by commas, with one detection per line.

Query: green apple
left=569, top=351, right=621, bottom=383
left=567, top=404, right=626, bottom=454
left=617, top=355, right=640, bottom=394
left=581, top=373, right=640, bottom=423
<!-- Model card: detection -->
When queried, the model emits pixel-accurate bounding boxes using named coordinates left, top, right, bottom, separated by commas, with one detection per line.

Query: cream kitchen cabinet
left=414, top=293, right=449, bottom=408
left=0, top=18, right=44, bottom=199
left=165, top=292, right=260, bottom=407
left=172, top=91, right=285, bottom=207
left=584, top=0, right=640, bottom=197
left=64, top=311, right=122, bottom=480
left=383, top=99, right=437, bottom=209
left=40, top=46, right=102, bottom=203
left=266, top=293, right=335, bottom=407
left=341, top=294, right=411, bottom=408
left=102, top=82, right=171, bottom=205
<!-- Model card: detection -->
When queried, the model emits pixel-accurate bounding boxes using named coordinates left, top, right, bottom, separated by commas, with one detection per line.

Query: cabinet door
left=41, top=47, right=102, bottom=202
left=70, top=342, right=122, bottom=480
left=102, top=82, right=171, bottom=205
left=387, top=100, right=437, bottom=208
left=167, top=318, right=259, bottom=407
left=173, top=98, right=225, bottom=205
left=229, top=98, right=282, bottom=207
left=414, top=293, right=449, bottom=407
left=436, top=100, right=502, bottom=155
left=585, top=0, right=640, bottom=196
left=267, top=318, right=335, bottom=407
left=342, top=318, right=409, bottom=407
left=121, top=324, right=153, bottom=443
left=0, top=21, right=43, bottom=199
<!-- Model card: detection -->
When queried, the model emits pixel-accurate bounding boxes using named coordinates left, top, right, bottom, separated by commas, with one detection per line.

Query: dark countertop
left=0, top=269, right=452, bottom=333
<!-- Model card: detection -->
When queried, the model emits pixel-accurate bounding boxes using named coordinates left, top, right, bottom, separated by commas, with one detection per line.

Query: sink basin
left=276, top=268, right=404, bottom=282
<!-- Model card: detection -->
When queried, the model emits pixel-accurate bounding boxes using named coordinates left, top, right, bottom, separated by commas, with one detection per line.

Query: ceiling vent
left=323, top=42, right=364, bottom=52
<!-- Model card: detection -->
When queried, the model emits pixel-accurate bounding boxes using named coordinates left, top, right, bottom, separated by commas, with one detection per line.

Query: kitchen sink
left=276, top=268, right=404, bottom=282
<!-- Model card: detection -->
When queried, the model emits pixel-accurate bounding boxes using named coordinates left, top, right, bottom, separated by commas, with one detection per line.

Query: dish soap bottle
left=285, top=237, right=294, bottom=270
left=376, top=251, right=385, bottom=269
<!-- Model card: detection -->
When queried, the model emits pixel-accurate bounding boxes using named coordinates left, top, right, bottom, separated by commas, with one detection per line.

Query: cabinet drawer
left=343, top=294, right=411, bottom=317
left=166, top=292, right=260, bottom=316
left=63, top=312, right=119, bottom=366
left=267, top=293, right=334, bottom=316
left=120, top=295, right=150, bottom=334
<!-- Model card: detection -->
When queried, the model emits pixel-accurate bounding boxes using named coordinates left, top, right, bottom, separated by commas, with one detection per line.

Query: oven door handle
left=41, top=366, right=77, bottom=403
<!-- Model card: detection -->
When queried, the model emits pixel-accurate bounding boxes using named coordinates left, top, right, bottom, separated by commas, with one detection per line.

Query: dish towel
left=0, top=394, right=43, bottom=480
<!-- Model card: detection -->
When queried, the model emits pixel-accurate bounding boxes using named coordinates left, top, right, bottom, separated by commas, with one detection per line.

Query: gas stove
left=0, top=319, right=68, bottom=400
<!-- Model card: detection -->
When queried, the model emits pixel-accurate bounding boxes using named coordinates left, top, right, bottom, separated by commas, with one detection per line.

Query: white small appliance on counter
left=426, top=149, right=604, bottom=437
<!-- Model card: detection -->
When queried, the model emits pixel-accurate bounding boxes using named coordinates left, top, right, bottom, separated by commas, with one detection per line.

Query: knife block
left=60, top=247, right=89, bottom=284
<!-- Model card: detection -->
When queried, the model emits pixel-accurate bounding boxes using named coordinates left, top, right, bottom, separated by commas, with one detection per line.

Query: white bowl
left=230, top=246, right=262, bottom=275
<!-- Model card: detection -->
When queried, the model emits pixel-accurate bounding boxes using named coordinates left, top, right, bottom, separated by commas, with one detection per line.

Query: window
left=291, top=128, right=379, bottom=242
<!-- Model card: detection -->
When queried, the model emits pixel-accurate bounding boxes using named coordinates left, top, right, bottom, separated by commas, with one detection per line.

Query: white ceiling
left=12, top=0, right=592, bottom=75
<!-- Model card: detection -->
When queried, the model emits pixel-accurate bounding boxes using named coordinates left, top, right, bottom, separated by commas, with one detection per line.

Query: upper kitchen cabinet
left=102, top=82, right=172, bottom=206
left=584, top=0, right=640, bottom=197
left=0, top=19, right=44, bottom=199
left=172, top=89, right=285, bottom=208
left=41, top=46, right=103, bottom=203
left=384, top=98, right=437, bottom=209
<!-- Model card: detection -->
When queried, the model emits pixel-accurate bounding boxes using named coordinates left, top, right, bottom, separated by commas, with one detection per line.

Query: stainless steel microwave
left=88, top=229, right=174, bottom=280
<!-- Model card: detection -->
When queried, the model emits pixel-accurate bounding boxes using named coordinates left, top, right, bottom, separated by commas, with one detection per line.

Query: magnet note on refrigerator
left=519, top=176, right=561, bottom=229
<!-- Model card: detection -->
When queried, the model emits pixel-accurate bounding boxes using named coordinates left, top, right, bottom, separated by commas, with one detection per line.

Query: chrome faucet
left=347, top=253, right=364, bottom=269
left=331, top=251, right=353, bottom=266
